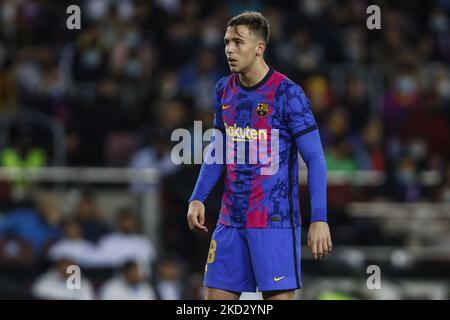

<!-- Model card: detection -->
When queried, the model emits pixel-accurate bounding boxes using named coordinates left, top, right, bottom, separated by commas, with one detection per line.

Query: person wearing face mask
left=394, top=157, right=422, bottom=202
left=429, top=9, right=450, bottom=62
left=384, top=71, right=422, bottom=134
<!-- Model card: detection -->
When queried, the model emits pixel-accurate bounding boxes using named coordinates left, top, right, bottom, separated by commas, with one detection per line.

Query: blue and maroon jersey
left=213, top=68, right=318, bottom=228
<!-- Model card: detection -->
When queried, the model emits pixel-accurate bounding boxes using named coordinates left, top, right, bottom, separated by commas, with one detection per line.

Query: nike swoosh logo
left=273, top=276, right=286, bottom=282
left=222, top=104, right=231, bottom=110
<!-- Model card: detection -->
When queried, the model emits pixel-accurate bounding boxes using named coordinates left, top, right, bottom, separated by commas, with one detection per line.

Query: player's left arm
left=283, top=83, right=332, bottom=261
left=295, top=130, right=332, bottom=260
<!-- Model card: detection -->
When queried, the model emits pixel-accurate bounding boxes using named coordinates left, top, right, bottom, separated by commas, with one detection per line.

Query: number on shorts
left=207, top=239, right=217, bottom=263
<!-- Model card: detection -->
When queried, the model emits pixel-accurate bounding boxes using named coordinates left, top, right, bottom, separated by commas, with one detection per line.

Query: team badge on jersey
left=256, top=102, right=269, bottom=117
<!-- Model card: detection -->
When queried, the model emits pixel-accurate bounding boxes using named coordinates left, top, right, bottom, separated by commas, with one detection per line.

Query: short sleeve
left=282, top=84, right=318, bottom=139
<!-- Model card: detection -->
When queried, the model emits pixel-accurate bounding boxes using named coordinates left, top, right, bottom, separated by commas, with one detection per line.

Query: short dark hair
left=120, top=260, right=138, bottom=273
left=226, top=11, right=270, bottom=44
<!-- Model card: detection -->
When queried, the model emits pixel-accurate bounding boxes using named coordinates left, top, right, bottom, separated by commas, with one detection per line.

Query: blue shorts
left=204, top=223, right=302, bottom=292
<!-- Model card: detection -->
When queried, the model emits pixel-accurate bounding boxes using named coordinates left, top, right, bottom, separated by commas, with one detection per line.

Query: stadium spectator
left=47, top=219, right=99, bottom=267
left=73, top=189, right=111, bottom=243
left=129, top=128, right=178, bottom=193
left=154, top=255, right=186, bottom=300
left=31, top=257, right=95, bottom=300
left=353, top=117, right=385, bottom=171
left=96, top=206, right=157, bottom=278
left=99, top=260, right=156, bottom=300
left=0, top=191, right=62, bottom=256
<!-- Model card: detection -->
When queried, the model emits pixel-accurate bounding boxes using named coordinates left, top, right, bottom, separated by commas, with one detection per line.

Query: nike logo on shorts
left=273, top=276, right=286, bottom=282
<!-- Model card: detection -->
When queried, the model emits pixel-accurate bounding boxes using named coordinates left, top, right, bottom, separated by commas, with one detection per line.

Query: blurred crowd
left=0, top=0, right=449, bottom=195
left=1, top=0, right=450, bottom=299
left=0, top=189, right=202, bottom=299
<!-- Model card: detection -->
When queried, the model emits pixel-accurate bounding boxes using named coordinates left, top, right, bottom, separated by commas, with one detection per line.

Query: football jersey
left=212, top=68, right=318, bottom=228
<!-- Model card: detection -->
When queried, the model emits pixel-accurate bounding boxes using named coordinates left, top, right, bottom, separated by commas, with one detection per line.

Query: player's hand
left=307, top=222, right=332, bottom=261
left=187, top=200, right=209, bottom=234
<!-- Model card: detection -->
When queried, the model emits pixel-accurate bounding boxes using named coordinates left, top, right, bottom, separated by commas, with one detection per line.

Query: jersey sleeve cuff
left=311, top=208, right=327, bottom=223
left=188, top=197, right=205, bottom=204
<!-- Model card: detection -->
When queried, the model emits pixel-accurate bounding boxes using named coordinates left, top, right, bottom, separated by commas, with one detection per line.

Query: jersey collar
left=237, top=68, right=274, bottom=92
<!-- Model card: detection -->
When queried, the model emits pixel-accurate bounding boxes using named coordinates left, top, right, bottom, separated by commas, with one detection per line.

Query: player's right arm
left=187, top=79, right=227, bottom=233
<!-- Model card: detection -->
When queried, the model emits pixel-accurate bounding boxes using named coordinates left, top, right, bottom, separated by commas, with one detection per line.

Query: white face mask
left=409, top=141, right=426, bottom=160
left=301, top=0, right=322, bottom=16
left=202, top=27, right=221, bottom=47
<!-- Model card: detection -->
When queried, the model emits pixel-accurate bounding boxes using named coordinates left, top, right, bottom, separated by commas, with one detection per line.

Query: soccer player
left=187, top=11, right=332, bottom=300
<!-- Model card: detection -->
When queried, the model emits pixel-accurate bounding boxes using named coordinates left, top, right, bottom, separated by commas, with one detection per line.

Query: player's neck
left=238, top=60, right=270, bottom=88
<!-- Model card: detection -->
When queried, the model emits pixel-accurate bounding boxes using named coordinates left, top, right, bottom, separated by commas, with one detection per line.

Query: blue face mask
left=81, top=49, right=101, bottom=68
left=125, top=31, right=140, bottom=49
left=124, top=59, right=142, bottom=78
left=397, top=169, right=416, bottom=185
left=431, top=16, right=449, bottom=33
left=397, top=76, right=416, bottom=95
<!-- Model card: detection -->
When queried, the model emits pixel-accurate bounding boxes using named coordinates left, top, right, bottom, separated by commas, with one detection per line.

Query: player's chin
left=228, top=64, right=240, bottom=73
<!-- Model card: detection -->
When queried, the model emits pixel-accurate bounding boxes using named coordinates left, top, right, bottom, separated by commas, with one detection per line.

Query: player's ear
left=256, top=40, right=266, bottom=57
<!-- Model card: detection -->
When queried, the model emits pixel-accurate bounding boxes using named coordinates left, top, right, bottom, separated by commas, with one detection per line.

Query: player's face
left=224, top=25, right=262, bottom=73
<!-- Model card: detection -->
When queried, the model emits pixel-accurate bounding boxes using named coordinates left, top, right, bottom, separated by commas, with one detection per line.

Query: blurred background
left=0, top=0, right=450, bottom=300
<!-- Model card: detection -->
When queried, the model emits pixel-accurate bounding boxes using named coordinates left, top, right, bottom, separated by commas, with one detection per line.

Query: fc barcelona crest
left=256, top=102, right=269, bottom=117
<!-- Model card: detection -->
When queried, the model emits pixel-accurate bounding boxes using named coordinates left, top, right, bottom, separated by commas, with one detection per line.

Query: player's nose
left=226, top=44, right=235, bottom=55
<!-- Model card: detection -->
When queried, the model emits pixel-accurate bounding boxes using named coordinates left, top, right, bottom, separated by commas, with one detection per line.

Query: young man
left=187, top=11, right=332, bottom=300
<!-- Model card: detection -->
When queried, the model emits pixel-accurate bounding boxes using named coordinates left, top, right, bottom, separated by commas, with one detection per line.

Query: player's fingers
left=187, top=212, right=205, bottom=232
left=316, top=239, right=324, bottom=260
left=198, top=211, right=205, bottom=226
left=311, top=240, right=318, bottom=260
left=327, top=237, right=333, bottom=253
left=191, top=214, right=208, bottom=233
left=197, top=225, right=208, bottom=233
left=187, top=214, right=193, bottom=230
left=193, top=220, right=207, bottom=232
left=307, top=235, right=312, bottom=250
left=321, top=240, right=329, bottom=259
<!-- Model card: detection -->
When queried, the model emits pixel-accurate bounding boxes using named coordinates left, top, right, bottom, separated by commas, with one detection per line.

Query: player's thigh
left=246, top=226, right=302, bottom=293
left=204, top=223, right=257, bottom=293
